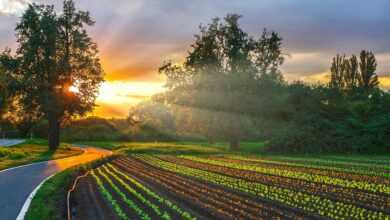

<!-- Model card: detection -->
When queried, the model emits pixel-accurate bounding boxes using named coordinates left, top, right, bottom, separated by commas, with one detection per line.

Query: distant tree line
left=154, top=14, right=390, bottom=153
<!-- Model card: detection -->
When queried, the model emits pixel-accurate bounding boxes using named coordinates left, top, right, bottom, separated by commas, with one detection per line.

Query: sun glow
left=68, top=85, right=80, bottom=93
left=92, top=81, right=166, bottom=118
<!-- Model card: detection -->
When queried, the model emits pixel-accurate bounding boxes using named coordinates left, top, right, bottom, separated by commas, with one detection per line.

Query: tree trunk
left=48, top=112, right=60, bottom=150
left=55, top=121, right=60, bottom=147
left=229, top=138, right=240, bottom=150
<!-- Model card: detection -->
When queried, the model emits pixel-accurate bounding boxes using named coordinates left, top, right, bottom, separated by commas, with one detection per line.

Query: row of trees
left=150, top=14, right=389, bottom=153
left=0, top=0, right=103, bottom=149
left=1, top=8, right=388, bottom=153
left=330, top=51, right=379, bottom=90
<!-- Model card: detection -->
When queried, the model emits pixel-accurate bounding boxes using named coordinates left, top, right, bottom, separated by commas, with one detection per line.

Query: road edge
left=15, top=174, right=55, bottom=220
left=14, top=147, right=112, bottom=220
left=0, top=161, right=48, bottom=174
left=0, top=147, right=85, bottom=174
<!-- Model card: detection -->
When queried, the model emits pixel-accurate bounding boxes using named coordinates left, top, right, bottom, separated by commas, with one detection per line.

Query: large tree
left=1, top=0, right=104, bottom=149
left=159, top=14, right=284, bottom=149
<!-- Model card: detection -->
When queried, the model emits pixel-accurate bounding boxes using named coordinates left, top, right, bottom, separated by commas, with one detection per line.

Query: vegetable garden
left=72, top=152, right=390, bottom=220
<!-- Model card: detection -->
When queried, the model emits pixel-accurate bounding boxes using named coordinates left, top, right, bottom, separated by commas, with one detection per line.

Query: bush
left=61, top=117, right=124, bottom=141
left=9, top=151, right=27, bottom=159
left=0, top=148, right=11, bottom=158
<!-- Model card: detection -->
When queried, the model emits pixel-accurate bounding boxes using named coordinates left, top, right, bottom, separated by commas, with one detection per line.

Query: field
left=68, top=144, right=390, bottom=220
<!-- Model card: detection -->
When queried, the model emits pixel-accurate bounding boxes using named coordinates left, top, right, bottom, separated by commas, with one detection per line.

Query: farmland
left=68, top=145, right=390, bottom=220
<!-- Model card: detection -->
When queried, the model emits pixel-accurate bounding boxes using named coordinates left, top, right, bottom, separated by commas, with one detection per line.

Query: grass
left=24, top=168, right=76, bottom=220
left=73, top=140, right=123, bottom=150
left=74, top=141, right=390, bottom=162
left=74, top=141, right=267, bottom=154
left=0, top=139, right=83, bottom=171
left=117, top=142, right=224, bottom=155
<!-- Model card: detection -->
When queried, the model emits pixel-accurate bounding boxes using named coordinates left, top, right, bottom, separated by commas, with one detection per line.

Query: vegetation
left=25, top=156, right=114, bottom=220
left=0, top=9, right=388, bottom=154
left=153, top=15, right=390, bottom=154
left=75, top=144, right=389, bottom=220
left=0, top=139, right=82, bottom=171
left=0, top=2, right=387, bottom=220
left=21, top=142, right=389, bottom=219
left=0, top=0, right=103, bottom=150
left=24, top=168, right=76, bottom=220
left=158, top=15, right=284, bottom=150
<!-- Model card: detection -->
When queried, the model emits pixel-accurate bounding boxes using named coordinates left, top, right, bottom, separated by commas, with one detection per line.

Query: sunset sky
left=1, top=0, right=390, bottom=118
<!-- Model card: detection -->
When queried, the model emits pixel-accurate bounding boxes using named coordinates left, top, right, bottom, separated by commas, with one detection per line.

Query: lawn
left=0, top=139, right=83, bottom=171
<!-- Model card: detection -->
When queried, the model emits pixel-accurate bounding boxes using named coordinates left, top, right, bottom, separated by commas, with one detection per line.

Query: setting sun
left=92, top=81, right=165, bottom=118
left=68, top=85, right=79, bottom=93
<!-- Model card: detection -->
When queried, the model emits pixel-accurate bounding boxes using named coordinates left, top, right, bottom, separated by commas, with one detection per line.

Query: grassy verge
left=73, top=140, right=123, bottom=150
left=24, top=168, right=76, bottom=220
left=75, top=141, right=267, bottom=154
left=0, top=139, right=83, bottom=171
left=25, top=156, right=115, bottom=220
left=73, top=141, right=390, bottom=161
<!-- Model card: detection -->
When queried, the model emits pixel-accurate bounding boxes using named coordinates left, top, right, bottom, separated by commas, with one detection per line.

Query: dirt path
left=0, top=147, right=111, bottom=220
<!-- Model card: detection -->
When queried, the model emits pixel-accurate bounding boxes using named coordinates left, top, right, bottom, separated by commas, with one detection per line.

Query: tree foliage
left=159, top=14, right=284, bottom=149
left=0, top=0, right=104, bottom=149
left=330, top=50, right=379, bottom=91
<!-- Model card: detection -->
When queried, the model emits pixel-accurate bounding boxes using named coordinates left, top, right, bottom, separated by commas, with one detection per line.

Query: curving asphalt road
left=0, top=139, right=25, bottom=147
left=0, top=147, right=111, bottom=220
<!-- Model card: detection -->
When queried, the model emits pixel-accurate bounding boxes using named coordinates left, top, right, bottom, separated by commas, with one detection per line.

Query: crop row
left=159, top=155, right=389, bottom=212
left=224, top=155, right=389, bottom=181
left=91, top=163, right=196, bottom=220
left=258, top=155, right=389, bottom=175
left=179, top=155, right=390, bottom=194
left=270, top=156, right=389, bottom=168
left=91, top=170, right=129, bottom=220
left=137, top=155, right=389, bottom=220
left=113, top=157, right=303, bottom=219
left=106, top=164, right=194, bottom=220
left=96, top=167, right=151, bottom=219
left=320, top=155, right=390, bottom=165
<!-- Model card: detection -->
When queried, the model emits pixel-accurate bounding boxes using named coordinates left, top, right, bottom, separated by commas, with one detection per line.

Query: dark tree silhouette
left=359, top=50, right=379, bottom=89
left=330, top=54, right=347, bottom=89
left=330, top=51, right=378, bottom=91
left=0, top=66, right=8, bottom=116
left=344, top=55, right=359, bottom=89
left=0, top=0, right=104, bottom=149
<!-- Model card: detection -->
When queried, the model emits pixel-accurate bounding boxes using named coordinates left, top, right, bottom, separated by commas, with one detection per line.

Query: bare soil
left=70, top=176, right=120, bottom=220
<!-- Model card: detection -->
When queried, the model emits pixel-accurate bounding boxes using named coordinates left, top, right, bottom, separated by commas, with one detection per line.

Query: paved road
left=0, top=139, right=25, bottom=147
left=0, top=147, right=111, bottom=220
